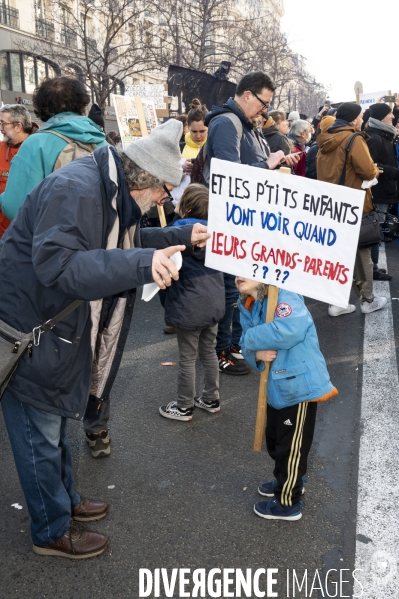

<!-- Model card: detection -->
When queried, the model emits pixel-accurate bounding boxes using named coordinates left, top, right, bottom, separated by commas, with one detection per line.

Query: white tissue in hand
left=361, top=178, right=378, bottom=189
left=142, top=251, right=183, bottom=302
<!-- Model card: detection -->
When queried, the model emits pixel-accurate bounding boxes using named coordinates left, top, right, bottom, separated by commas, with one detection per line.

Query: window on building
left=10, top=53, right=22, bottom=92
left=24, top=55, right=36, bottom=93
left=0, top=52, right=10, bottom=90
left=36, top=58, right=47, bottom=86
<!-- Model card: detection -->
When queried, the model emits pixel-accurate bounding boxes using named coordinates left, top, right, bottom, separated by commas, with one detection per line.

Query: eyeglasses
left=250, top=91, right=270, bottom=111
left=0, top=121, right=15, bottom=128
left=162, top=184, right=173, bottom=203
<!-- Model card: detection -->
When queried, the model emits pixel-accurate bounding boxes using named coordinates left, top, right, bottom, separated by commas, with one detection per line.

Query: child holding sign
left=159, top=185, right=225, bottom=421
left=236, top=278, right=337, bottom=521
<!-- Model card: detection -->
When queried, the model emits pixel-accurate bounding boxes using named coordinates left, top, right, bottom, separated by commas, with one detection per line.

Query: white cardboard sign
left=205, top=159, right=366, bottom=308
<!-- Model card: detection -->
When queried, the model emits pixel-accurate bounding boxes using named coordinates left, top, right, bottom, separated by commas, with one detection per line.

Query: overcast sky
left=281, top=0, right=397, bottom=104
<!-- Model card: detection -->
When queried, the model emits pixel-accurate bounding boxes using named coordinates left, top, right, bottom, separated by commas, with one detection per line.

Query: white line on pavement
left=354, top=245, right=399, bottom=598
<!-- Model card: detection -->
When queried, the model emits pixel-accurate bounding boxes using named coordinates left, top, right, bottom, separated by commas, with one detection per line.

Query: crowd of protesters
left=0, top=71, right=398, bottom=557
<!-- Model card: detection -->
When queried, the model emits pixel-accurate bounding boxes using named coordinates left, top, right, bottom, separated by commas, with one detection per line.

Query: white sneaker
left=360, top=296, right=387, bottom=314
left=328, top=304, right=356, bottom=317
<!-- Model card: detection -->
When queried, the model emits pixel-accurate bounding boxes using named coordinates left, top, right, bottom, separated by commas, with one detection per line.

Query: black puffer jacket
left=366, top=126, right=399, bottom=203
left=305, top=141, right=318, bottom=179
left=164, top=218, right=225, bottom=331
left=262, top=124, right=291, bottom=155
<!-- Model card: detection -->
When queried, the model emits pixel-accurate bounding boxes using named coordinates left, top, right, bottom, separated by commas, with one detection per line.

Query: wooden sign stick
left=254, top=166, right=291, bottom=452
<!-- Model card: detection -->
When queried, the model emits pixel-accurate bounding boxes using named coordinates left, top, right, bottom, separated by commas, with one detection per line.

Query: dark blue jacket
left=204, top=98, right=268, bottom=169
left=0, top=147, right=194, bottom=419
left=164, top=218, right=225, bottom=331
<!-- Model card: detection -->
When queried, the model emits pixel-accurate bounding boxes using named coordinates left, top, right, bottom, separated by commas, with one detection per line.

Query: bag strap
left=33, top=299, right=83, bottom=346
left=338, top=132, right=364, bottom=186
left=37, top=130, right=97, bottom=152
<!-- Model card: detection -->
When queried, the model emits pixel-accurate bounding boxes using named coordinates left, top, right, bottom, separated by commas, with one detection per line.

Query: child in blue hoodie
left=236, top=277, right=337, bottom=521
left=159, top=184, right=225, bottom=421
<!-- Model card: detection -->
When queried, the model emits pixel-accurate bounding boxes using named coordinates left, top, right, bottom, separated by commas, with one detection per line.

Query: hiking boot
left=373, top=269, right=392, bottom=281
left=194, top=396, right=221, bottom=413
left=360, top=296, right=387, bottom=314
left=229, top=344, right=244, bottom=360
left=328, top=304, right=356, bottom=317
left=159, top=401, right=194, bottom=421
left=86, top=430, right=110, bottom=458
left=72, top=499, right=109, bottom=522
left=163, top=326, right=177, bottom=334
left=254, top=498, right=303, bottom=521
left=258, top=477, right=306, bottom=497
left=33, top=522, right=109, bottom=559
left=217, top=349, right=250, bottom=375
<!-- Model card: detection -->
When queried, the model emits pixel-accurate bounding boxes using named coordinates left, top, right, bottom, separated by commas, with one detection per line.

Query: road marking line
left=354, top=245, right=399, bottom=597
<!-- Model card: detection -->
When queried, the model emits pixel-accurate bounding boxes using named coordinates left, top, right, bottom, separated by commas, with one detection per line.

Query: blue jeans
left=1, top=390, right=80, bottom=545
left=216, top=273, right=242, bottom=352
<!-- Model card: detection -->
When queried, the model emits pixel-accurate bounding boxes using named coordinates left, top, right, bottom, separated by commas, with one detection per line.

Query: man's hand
left=395, top=93, right=399, bottom=108
left=282, top=153, right=301, bottom=167
left=191, top=223, right=210, bottom=247
left=152, top=245, right=185, bottom=289
left=318, top=105, right=329, bottom=117
left=266, top=151, right=285, bottom=170
left=256, top=350, right=277, bottom=362
left=182, top=159, right=193, bottom=174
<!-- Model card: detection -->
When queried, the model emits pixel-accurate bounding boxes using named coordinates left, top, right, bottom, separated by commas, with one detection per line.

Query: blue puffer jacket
left=204, top=97, right=268, bottom=169
left=164, top=217, right=225, bottom=331
left=238, top=289, right=336, bottom=410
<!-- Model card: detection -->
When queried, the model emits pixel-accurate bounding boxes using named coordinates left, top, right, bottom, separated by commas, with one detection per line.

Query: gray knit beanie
left=123, top=120, right=183, bottom=187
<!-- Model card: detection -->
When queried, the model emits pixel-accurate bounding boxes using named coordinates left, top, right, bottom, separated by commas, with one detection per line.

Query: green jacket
left=0, top=112, right=107, bottom=219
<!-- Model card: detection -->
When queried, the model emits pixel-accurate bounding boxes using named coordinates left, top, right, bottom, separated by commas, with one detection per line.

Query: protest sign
left=359, top=90, right=388, bottom=111
left=125, top=84, right=168, bottom=117
left=112, top=94, right=158, bottom=147
left=205, top=159, right=366, bottom=308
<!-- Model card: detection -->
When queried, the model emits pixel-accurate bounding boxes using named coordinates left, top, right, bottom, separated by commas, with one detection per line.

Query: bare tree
left=20, top=0, right=158, bottom=111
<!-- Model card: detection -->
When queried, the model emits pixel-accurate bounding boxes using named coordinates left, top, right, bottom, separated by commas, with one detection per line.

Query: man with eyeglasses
left=203, top=71, right=299, bottom=375
left=0, top=119, right=209, bottom=559
left=0, top=104, right=34, bottom=237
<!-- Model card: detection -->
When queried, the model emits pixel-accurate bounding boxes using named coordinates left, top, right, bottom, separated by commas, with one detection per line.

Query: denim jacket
left=238, top=289, right=336, bottom=410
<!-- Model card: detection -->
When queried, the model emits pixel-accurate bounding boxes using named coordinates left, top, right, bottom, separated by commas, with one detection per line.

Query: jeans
left=1, top=390, right=80, bottom=545
left=371, top=203, right=390, bottom=271
left=353, top=247, right=374, bottom=302
left=216, top=273, right=242, bottom=352
left=176, top=324, right=219, bottom=409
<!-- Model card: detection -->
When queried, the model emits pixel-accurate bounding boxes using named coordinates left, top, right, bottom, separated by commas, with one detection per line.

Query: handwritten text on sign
left=205, top=159, right=366, bottom=308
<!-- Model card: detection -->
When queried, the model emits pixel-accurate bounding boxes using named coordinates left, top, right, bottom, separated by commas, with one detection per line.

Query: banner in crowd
left=359, top=91, right=389, bottom=111
left=167, top=65, right=236, bottom=111
left=112, top=94, right=158, bottom=147
left=205, top=159, right=366, bottom=308
left=125, top=84, right=168, bottom=117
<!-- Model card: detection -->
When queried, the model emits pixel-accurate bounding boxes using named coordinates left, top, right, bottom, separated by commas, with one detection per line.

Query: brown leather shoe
left=163, top=326, right=177, bottom=334
left=72, top=498, right=109, bottom=522
left=33, top=522, right=109, bottom=559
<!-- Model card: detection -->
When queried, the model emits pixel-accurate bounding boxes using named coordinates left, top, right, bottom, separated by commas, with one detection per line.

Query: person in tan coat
left=317, top=102, right=387, bottom=316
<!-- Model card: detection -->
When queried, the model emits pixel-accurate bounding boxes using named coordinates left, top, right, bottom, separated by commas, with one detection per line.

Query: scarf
left=368, top=117, right=397, bottom=138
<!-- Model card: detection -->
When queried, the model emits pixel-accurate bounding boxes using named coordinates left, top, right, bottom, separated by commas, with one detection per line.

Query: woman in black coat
left=262, top=110, right=292, bottom=155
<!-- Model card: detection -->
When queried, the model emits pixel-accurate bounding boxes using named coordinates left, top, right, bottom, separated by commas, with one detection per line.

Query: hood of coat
left=317, top=124, right=358, bottom=154
left=262, top=123, right=279, bottom=137
left=39, top=111, right=107, bottom=145
left=204, top=97, right=252, bottom=129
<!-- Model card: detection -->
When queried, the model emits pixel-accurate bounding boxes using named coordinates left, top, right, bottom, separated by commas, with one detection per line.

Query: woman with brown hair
left=181, top=99, right=208, bottom=159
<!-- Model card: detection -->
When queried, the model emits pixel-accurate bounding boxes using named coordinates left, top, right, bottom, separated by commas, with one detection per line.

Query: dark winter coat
left=164, top=217, right=225, bottom=331
left=366, top=127, right=399, bottom=203
left=204, top=98, right=268, bottom=169
left=0, top=146, right=194, bottom=419
left=262, top=124, right=291, bottom=155
left=305, top=141, right=318, bottom=179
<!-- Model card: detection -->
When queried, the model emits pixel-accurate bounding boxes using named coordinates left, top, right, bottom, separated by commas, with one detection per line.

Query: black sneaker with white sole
left=159, top=401, right=194, bottom=421
left=217, top=349, right=250, bottom=375
left=194, top=397, right=221, bottom=413
left=229, top=344, right=244, bottom=360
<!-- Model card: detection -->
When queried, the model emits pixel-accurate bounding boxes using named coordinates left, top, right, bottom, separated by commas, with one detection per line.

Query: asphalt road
left=1, top=243, right=398, bottom=599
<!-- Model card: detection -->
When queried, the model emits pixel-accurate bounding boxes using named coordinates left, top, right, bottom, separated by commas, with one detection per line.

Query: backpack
left=191, top=112, right=243, bottom=186
left=37, top=130, right=97, bottom=171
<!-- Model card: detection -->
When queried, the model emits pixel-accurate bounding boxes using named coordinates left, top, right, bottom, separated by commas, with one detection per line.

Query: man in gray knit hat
left=0, top=119, right=208, bottom=559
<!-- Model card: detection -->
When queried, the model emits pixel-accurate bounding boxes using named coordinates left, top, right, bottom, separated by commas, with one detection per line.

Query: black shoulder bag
left=339, top=132, right=383, bottom=248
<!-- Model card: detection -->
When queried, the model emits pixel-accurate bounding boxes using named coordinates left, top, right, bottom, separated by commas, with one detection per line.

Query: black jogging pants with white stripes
left=266, top=401, right=317, bottom=506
